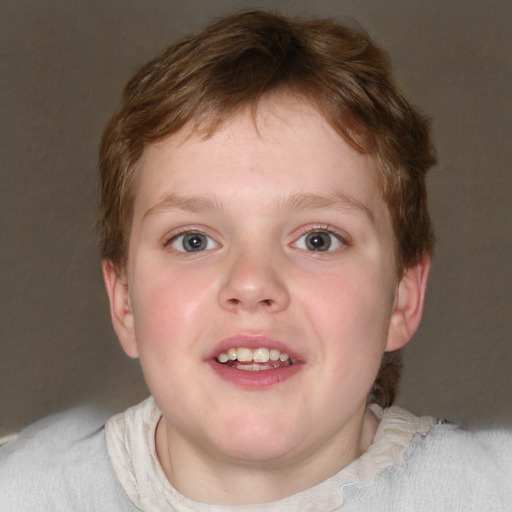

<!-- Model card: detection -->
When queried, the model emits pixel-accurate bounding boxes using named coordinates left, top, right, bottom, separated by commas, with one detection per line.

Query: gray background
left=1, top=0, right=511, bottom=434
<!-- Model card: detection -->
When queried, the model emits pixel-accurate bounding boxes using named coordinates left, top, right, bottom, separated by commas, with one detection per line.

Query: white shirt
left=106, top=397, right=438, bottom=511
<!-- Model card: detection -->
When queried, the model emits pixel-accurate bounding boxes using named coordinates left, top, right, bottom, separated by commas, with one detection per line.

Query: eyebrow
left=143, top=191, right=374, bottom=223
left=280, top=192, right=374, bottom=222
left=143, top=194, right=223, bottom=220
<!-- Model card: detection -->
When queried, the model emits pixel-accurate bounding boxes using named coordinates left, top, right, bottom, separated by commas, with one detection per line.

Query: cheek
left=129, top=264, right=215, bottom=353
left=301, top=265, right=394, bottom=360
left=309, top=263, right=392, bottom=320
left=128, top=266, right=216, bottom=406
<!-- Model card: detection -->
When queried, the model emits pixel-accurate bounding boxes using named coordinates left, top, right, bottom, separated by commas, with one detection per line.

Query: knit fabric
left=1, top=398, right=511, bottom=511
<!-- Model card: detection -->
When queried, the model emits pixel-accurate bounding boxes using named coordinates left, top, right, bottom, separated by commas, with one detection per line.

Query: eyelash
left=291, top=225, right=349, bottom=253
left=163, top=227, right=219, bottom=253
left=162, top=225, right=349, bottom=254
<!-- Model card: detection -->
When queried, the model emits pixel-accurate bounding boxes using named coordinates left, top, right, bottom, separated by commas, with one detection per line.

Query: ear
left=102, top=260, right=139, bottom=358
left=386, top=256, right=431, bottom=352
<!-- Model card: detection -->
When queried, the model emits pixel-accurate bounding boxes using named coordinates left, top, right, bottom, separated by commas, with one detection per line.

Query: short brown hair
left=98, top=10, right=436, bottom=407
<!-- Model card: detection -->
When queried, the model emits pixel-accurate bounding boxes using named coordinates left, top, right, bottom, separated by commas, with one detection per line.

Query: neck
left=155, top=406, right=379, bottom=505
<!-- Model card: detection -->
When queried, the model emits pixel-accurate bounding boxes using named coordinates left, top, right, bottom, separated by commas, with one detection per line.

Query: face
left=105, top=98, right=426, bottom=480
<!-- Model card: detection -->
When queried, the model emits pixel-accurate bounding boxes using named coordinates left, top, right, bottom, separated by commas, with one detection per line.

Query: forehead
left=133, top=98, right=387, bottom=221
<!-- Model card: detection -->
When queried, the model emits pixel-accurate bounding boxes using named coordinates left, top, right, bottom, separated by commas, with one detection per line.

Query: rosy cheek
left=306, top=269, right=387, bottom=334
left=133, top=268, right=213, bottom=345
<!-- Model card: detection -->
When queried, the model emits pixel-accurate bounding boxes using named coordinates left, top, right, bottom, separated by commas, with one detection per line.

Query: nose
left=218, top=249, right=290, bottom=314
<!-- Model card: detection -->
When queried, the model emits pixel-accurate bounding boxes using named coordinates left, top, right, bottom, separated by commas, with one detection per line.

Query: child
left=1, top=9, right=511, bottom=511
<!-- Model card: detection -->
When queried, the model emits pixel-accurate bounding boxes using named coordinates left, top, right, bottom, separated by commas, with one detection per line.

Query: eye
left=169, top=232, right=218, bottom=253
left=292, top=230, right=345, bottom=252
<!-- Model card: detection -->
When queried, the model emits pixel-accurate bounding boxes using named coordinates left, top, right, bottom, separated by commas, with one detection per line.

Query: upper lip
left=205, top=333, right=304, bottom=362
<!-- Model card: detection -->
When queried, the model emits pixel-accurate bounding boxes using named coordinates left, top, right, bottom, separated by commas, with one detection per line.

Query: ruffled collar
left=106, top=398, right=437, bottom=511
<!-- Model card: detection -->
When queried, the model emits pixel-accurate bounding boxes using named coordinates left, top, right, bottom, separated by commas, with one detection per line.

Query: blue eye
left=293, top=231, right=344, bottom=252
left=170, top=232, right=218, bottom=252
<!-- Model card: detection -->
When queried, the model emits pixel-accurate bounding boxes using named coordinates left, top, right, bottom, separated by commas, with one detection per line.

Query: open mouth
left=209, top=343, right=301, bottom=387
left=215, top=347, right=293, bottom=371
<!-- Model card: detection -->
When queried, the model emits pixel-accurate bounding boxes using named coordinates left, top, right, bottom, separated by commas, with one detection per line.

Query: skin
left=103, top=97, right=430, bottom=505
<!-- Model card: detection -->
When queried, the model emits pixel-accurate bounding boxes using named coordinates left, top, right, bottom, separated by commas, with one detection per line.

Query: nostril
left=225, top=298, right=274, bottom=308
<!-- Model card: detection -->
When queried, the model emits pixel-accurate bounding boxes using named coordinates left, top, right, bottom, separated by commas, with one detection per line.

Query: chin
left=208, top=412, right=301, bottom=464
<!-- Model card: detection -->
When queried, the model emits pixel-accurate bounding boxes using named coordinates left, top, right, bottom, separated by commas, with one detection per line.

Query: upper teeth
left=216, top=347, right=290, bottom=364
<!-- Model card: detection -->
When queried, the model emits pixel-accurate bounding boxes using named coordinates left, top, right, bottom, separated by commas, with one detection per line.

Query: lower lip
left=206, top=360, right=303, bottom=388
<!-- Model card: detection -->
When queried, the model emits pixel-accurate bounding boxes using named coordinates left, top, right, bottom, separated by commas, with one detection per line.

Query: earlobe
left=386, top=256, right=431, bottom=352
left=101, top=260, right=139, bottom=359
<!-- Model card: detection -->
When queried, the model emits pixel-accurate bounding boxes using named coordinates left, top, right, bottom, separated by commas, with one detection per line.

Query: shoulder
left=381, top=420, right=512, bottom=510
left=414, top=422, right=512, bottom=486
left=0, top=404, right=138, bottom=512
left=342, top=408, right=512, bottom=511
left=412, top=420, right=512, bottom=471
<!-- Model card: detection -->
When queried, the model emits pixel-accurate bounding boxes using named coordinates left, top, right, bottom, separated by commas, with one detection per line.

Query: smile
left=216, top=347, right=291, bottom=368
left=208, top=336, right=302, bottom=386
